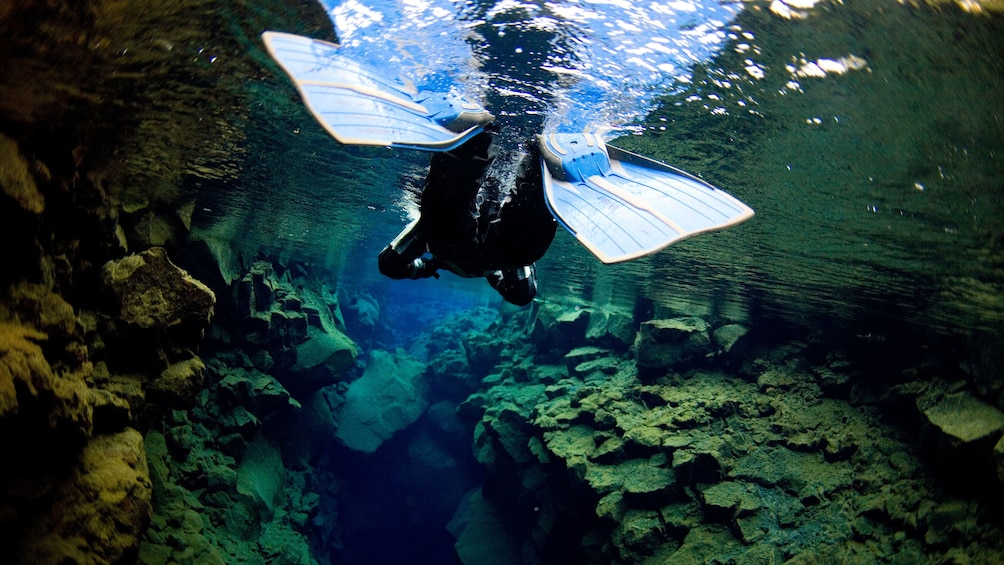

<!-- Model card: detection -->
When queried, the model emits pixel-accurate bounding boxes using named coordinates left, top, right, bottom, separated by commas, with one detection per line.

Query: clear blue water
left=188, top=0, right=1004, bottom=342
left=4, top=0, right=1003, bottom=563
left=207, top=2, right=1001, bottom=561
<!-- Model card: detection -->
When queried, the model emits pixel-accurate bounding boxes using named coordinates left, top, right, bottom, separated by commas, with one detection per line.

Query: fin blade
left=540, top=134, right=754, bottom=263
left=262, top=31, right=490, bottom=151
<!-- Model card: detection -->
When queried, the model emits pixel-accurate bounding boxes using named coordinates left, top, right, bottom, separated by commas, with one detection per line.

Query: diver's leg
left=378, top=219, right=441, bottom=279
left=487, top=264, right=537, bottom=306
left=489, top=142, right=557, bottom=266
left=421, top=128, right=496, bottom=216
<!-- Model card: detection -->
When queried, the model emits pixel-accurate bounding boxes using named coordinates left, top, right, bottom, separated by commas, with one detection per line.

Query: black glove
left=410, top=258, right=441, bottom=280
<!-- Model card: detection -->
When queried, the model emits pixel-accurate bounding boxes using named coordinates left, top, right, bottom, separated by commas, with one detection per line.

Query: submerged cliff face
left=0, top=144, right=217, bottom=561
left=0, top=1, right=320, bottom=560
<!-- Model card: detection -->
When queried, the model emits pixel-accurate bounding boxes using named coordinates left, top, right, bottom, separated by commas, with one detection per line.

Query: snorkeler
left=376, top=126, right=558, bottom=306
left=261, top=31, right=754, bottom=305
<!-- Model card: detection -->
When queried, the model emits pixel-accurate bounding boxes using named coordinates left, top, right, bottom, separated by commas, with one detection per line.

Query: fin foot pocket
left=538, top=133, right=754, bottom=263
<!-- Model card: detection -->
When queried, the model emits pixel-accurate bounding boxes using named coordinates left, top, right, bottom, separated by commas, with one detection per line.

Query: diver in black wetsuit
left=377, top=125, right=557, bottom=306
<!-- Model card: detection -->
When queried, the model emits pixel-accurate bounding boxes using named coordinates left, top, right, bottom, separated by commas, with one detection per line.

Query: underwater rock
left=923, top=392, right=1004, bottom=444
left=584, top=454, right=676, bottom=499
left=236, top=436, right=285, bottom=522
left=564, top=346, right=612, bottom=377
left=342, top=288, right=380, bottom=333
left=668, top=526, right=744, bottom=564
left=585, top=307, right=636, bottom=349
left=333, top=349, right=428, bottom=453
left=467, top=345, right=988, bottom=563
left=712, top=323, right=749, bottom=354
left=634, top=317, right=711, bottom=378
left=531, top=304, right=590, bottom=355
left=147, top=355, right=207, bottom=408
left=228, top=259, right=357, bottom=392
left=0, top=133, right=44, bottom=214
left=464, top=332, right=504, bottom=374
left=132, top=210, right=174, bottom=248
left=17, top=429, right=152, bottom=564
left=0, top=321, right=93, bottom=436
left=102, top=246, right=215, bottom=350
left=288, top=326, right=357, bottom=394
left=90, top=388, right=133, bottom=433
left=698, top=481, right=760, bottom=524
left=216, top=366, right=300, bottom=423
left=611, top=509, right=668, bottom=559
left=7, top=283, right=79, bottom=338
left=452, top=489, right=522, bottom=565
left=922, top=391, right=1004, bottom=483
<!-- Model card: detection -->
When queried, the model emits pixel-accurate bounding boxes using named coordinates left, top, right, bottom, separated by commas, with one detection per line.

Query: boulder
left=0, top=321, right=92, bottom=436
left=236, top=436, right=285, bottom=522
left=923, top=392, right=1004, bottom=444
left=634, top=317, right=711, bottom=377
left=333, top=349, right=428, bottom=453
left=102, top=247, right=215, bottom=332
left=17, top=429, right=152, bottom=564
left=585, top=307, right=636, bottom=349
left=285, top=326, right=357, bottom=395
left=532, top=304, right=590, bottom=353
left=453, top=489, right=522, bottom=565
left=712, top=324, right=749, bottom=354
left=923, top=392, right=1004, bottom=482
left=147, top=356, right=207, bottom=408
left=0, top=133, right=44, bottom=214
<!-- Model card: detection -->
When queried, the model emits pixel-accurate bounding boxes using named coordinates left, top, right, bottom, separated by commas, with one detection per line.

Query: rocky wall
left=136, top=255, right=360, bottom=565
left=450, top=304, right=1004, bottom=564
left=1, top=126, right=218, bottom=562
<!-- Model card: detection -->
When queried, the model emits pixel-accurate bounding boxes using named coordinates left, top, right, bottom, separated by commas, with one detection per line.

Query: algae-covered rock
left=236, top=435, right=285, bottom=521
left=147, top=355, right=207, bottom=408
left=289, top=326, right=357, bottom=393
left=668, top=526, right=743, bottom=564
left=585, top=307, right=636, bottom=349
left=712, top=324, right=749, bottom=354
left=698, top=481, right=760, bottom=523
left=103, top=247, right=215, bottom=331
left=216, top=367, right=300, bottom=423
left=564, top=346, right=609, bottom=376
left=634, top=317, right=711, bottom=377
left=18, top=429, right=152, bottom=564
left=543, top=424, right=597, bottom=463
left=584, top=455, right=675, bottom=497
left=611, top=509, right=667, bottom=559
left=0, top=133, right=44, bottom=214
left=923, top=392, right=1004, bottom=444
left=531, top=303, right=590, bottom=353
left=333, top=349, right=428, bottom=453
left=0, top=322, right=92, bottom=435
left=7, top=284, right=78, bottom=337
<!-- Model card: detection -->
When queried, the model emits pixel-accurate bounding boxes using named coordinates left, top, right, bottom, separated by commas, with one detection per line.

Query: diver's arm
left=378, top=219, right=441, bottom=280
